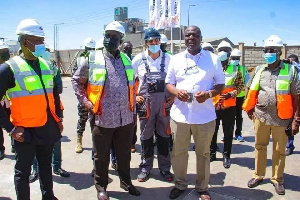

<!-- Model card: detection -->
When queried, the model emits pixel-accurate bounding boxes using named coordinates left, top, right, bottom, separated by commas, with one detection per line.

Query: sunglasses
left=263, top=48, right=281, bottom=54
left=147, top=38, right=160, bottom=44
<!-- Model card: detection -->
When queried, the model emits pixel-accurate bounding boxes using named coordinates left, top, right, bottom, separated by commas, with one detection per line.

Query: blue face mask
left=148, top=45, right=160, bottom=54
left=218, top=51, right=228, bottom=61
left=264, top=53, right=277, bottom=64
left=230, top=60, right=239, bottom=66
left=41, top=51, right=51, bottom=61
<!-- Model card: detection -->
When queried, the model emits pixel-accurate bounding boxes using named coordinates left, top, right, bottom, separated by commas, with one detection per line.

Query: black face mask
left=160, top=44, right=167, bottom=52
left=0, top=51, right=10, bottom=62
left=124, top=48, right=132, bottom=56
left=103, top=37, right=119, bottom=52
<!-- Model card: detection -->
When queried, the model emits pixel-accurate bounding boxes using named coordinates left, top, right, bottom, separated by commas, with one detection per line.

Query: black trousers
left=235, top=97, right=244, bottom=137
left=210, top=106, right=236, bottom=158
left=92, top=123, right=134, bottom=191
left=0, top=107, right=12, bottom=151
left=14, top=141, right=55, bottom=200
left=76, top=103, right=89, bottom=136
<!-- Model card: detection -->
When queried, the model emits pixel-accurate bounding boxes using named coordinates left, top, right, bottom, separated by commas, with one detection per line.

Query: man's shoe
left=97, top=190, right=109, bottom=200
left=0, top=150, right=4, bottom=160
left=29, top=170, right=39, bottom=183
left=75, top=135, right=83, bottom=153
left=247, top=178, right=263, bottom=188
left=169, top=187, right=185, bottom=199
left=223, top=157, right=231, bottom=169
left=160, top=171, right=174, bottom=181
left=131, top=144, right=136, bottom=153
left=210, top=153, right=216, bottom=162
left=285, top=148, right=294, bottom=156
left=236, top=135, right=245, bottom=142
left=137, top=171, right=150, bottom=182
left=272, top=182, right=285, bottom=195
left=198, top=191, right=211, bottom=200
left=120, top=181, right=140, bottom=196
left=53, top=168, right=70, bottom=177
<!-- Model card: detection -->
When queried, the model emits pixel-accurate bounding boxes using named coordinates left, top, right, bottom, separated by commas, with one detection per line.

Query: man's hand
left=220, top=93, right=231, bottom=100
left=57, top=122, right=64, bottom=133
left=292, top=119, right=299, bottom=135
left=11, top=126, right=24, bottom=142
left=194, top=91, right=208, bottom=103
left=136, top=96, right=144, bottom=104
left=84, top=101, right=94, bottom=110
left=176, top=90, right=190, bottom=102
left=166, top=96, right=174, bottom=106
left=246, top=109, right=255, bottom=120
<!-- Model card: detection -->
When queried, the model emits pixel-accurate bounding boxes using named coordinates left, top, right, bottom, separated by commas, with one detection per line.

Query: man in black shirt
left=0, top=18, right=62, bottom=200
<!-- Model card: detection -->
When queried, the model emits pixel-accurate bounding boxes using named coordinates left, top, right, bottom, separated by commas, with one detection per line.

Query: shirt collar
left=185, top=48, right=204, bottom=58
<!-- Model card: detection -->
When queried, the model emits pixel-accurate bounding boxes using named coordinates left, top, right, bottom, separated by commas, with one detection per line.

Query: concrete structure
left=0, top=77, right=300, bottom=200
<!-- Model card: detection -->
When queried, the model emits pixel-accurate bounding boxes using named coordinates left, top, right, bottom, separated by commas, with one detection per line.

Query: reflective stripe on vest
left=237, top=65, right=246, bottom=97
left=87, top=51, right=134, bottom=114
left=213, top=65, right=237, bottom=107
left=243, top=63, right=295, bottom=119
left=5, top=56, right=59, bottom=127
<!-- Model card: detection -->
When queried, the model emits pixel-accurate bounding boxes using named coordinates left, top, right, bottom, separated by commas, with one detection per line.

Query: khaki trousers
left=171, top=119, right=215, bottom=192
left=254, top=118, right=287, bottom=184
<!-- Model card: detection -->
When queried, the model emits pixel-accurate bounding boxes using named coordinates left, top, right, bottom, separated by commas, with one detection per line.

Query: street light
left=188, top=5, right=195, bottom=27
left=53, top=23, right=64, bottom=51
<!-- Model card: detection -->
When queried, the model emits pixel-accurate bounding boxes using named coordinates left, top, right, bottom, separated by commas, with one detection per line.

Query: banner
left=168, top=0, right=180, bottom=28
left=157, top=0, right=169, bottom=29
left=149, top=0, right=157, bottom=28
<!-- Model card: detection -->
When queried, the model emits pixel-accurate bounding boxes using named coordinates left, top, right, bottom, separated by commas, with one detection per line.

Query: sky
left=1, top=0, right=300, bottom=50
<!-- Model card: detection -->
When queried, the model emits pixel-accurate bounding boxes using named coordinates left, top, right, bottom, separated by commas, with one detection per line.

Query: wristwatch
left=208, top=90, right=213, bottom=98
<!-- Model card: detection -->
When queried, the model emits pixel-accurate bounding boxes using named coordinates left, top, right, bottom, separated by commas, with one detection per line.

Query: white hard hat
left=0, top=41, right=9, bottom=50
left=231, top=49, right=242, bottom=57
left=160, top=34, right=168, bottom=43
left=264, top=35, right=283, bottom=47
left=83, top=37, right=96, bottom=48
left=105, top=21, right=125, bottom=36
left=202, top=42, right=213, bottom=49
left=95, top=38, right=104, bottom=49
left=217, top=40, right=232, bottom=51
left=16, top=19, right=45, bottom=37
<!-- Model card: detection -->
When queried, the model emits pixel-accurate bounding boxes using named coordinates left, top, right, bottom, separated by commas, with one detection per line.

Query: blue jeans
left=32, top=140, right=61, bottom=171
left=286, top=136, right=295, bottom=149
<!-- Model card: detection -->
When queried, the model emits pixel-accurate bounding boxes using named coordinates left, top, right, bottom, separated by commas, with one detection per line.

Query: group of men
left=0, top=18, right=299, bottom=200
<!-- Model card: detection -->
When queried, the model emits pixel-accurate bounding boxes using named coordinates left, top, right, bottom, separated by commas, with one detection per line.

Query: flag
left=149, top=0, right=157, bottom=28
left=157, top=0, right=169, bottom=29
left=168, top=0, right=180, bottom=28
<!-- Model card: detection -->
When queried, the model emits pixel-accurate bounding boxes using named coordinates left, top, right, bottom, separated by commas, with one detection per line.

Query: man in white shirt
left=165, top=26, right=225, bottom=200
left=132, top=28, right=173, bottom=182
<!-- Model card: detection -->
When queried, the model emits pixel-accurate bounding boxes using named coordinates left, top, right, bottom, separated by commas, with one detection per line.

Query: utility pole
left=53, top=23, right=64, bottom=51
left=188, top=5, right=195, bottom=27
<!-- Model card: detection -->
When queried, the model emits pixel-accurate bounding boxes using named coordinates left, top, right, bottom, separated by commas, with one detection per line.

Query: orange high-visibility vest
left=87, top=51, right=134, bottom=114
left=213, top=64, right=238, bottom=108
left=243, top=63, right=295, bottom=119
left=5, top=56, right=61, bottom=127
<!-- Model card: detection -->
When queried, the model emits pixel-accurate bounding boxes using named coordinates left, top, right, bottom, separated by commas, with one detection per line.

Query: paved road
left=0, top=77, right=299, bottom=200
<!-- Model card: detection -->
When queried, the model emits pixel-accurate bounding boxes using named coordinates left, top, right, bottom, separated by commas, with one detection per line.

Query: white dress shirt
left=165, top=49, right=225, bottom=124
left=132, top=49, right=172, bottom=93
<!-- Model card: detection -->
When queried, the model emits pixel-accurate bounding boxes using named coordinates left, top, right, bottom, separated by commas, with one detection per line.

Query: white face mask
left=230, top=60, right=239, bottom=66
left=218, top=51, right=228, bottom=61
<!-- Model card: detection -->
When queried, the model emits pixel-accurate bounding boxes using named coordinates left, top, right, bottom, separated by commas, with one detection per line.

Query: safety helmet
left=83, top=37, right=96, bottom=48
left=231, top=49, right=242, bottom=57
left=217, top=40, right=232, bottom=51
left=16, top=19, right=45, bottom=37
left=160, top=34, right=168, bottom=43
left=264, top=35, right=283, bottom=47
left=0, top=41, right=9, bottom=50
left=144, top=28, right=161, bottom=41
left=105, top=21, right=125, bottom=37
left=95, top=38, right=104, bottom=49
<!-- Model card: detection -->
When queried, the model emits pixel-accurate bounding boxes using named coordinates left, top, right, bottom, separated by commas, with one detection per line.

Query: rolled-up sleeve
left=71, top=58, right=89, bottom=105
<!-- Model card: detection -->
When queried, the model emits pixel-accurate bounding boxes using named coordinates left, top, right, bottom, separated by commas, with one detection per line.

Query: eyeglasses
left=147, top=38, right=160, bottom=44
left=263, top=48, right=281, bottom=53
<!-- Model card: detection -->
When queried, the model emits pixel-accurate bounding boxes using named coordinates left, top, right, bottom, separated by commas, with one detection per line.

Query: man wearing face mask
left=72, top=21, right=140, bottom=200
left=244, top=35, right=300, bottom=195
left=73, top=37, right=96, bottom=154
left=230, top=49, right=250, bottom=142
left=210, top=41, right=244, bottom=169
left=0, top=18, right=63, bottom=200
left=0, top=41, right=13, bottom=160
left=160, top=34, right=172, bottom=55
left=132, top=28, right=173, bottom=183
